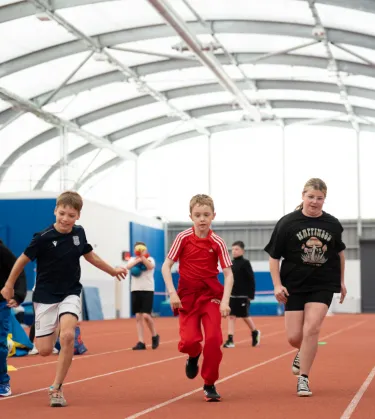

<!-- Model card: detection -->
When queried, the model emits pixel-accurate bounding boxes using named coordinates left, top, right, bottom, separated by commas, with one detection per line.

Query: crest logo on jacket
left=73, top=236, right=80, bottom=246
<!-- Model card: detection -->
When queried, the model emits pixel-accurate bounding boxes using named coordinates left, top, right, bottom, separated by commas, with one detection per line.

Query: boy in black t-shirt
left=264, top=178, right=347, bottom=398
left=1, top=191, right=127, bottom=407
left=223, top=241, right=260, bottom=348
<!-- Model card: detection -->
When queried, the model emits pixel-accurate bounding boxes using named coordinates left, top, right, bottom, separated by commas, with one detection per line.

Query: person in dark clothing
left=0, top=239, right=27, bottom=397
left=264, top=178, right=347, bottom=397
left=223, top=241, right=261, bottom=348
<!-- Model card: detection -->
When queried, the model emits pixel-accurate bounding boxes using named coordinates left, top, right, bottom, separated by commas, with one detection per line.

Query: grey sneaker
left=292, top=351, right=300, bottom=375
left=48, top=386, right=67, bottom=407
left=297, top=376, right=312, bottom=397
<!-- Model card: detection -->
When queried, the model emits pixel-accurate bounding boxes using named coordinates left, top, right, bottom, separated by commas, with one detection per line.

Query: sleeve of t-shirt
left=81, top=228, right=93, bottom=255
left=216, top=237, right=232, bottom=269
left=167, top=233, right=186, bottom=261
left=264, top=219, right=287, bottom=259
left=147, top=256, right=155, bottom=268
left=23, top=233, right=41, bottom=261
left=335, top=222, right=346, bottom=253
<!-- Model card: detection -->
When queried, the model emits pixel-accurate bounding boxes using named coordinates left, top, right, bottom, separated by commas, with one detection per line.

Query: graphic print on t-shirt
left=296, top=228, right=332, bottom=266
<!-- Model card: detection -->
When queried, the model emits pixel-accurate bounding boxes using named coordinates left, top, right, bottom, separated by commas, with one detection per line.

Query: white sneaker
left=28, top=346, right=39, bottom=355
left=53, top=348, right=59, bottom=354
left=297, top=376, right=312, bottom=397
left=292, top=351, right=300, bottom=375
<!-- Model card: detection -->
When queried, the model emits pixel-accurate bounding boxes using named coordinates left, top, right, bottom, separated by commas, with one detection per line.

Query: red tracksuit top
left=168, top=228, right=232, bottom=302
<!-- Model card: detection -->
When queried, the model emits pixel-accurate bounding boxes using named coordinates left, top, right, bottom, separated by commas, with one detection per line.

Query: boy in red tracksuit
left=162, top=194, right=234, bottom=402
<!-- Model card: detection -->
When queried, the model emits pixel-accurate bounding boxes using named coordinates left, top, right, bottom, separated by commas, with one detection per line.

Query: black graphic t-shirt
left=24, top=224, right=93, bottom=304
left=264, top=210, right=346, bottom=293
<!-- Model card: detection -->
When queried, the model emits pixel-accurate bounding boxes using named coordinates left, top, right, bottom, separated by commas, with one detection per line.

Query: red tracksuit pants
left=178, top=296, right=223, bottom=385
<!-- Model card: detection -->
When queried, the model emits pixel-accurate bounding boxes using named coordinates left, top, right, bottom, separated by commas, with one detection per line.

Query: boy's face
left=231, top=245, right=244, bottom=258
left=54, top=205, right=80, bottom=233
left=190, top=204, right=215, bottom=234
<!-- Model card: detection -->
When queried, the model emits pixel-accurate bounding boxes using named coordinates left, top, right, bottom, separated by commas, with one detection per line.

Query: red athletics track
left=1, top=315, right=374, bottom=419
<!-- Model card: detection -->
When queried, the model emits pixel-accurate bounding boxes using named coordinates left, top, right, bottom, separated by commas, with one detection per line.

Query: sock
left=301, top=374, right=308, bottom=379
left=228, top=334, right=233, bottom=341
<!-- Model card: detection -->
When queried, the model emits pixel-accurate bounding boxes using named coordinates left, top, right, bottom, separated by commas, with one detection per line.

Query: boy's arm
left=141, top=256, right=154, bottom=270
left=126, top=257, right=142, bottom=269
left=161, top=258, right=177, bottom=295
left=221, top=267, right=234, bottom=308
left=161, top=258, right=182, bottom=309
left=1, top=254, right=31, bottom=300
left=83, top=251, right=127, bottom=280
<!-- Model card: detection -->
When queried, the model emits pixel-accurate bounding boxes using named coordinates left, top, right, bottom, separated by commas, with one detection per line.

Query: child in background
left=126, top=242, right=160, bottom=350
left=162, top=194, right=233, bottom=402
left=223, top=241, right=261, bottom=348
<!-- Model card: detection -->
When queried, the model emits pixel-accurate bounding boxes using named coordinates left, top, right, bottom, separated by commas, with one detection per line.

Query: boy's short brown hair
left=189, top=194, right=215, bottom=214
left=56, top=191, right=83, bottom=213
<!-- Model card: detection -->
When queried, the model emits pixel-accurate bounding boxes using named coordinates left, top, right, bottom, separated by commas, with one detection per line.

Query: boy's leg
left=34, top=302, right=60, bottom=356
left=0, top=302, right=11, bottom=396
left=223, top=316, right=236, bottom=348
left=49, top=295, right=81, bottom=407
left=179, top=307, right=203, bottom=379
left=201, top=300, right=223, bottom=385
left=243, top=316, right=256, bottom=331
left=132, top=292, right=146, bottom=350
left=178, top=308, right=203, bottom=358
left=135, top=313, right=145, bottom=343
left=142, top=292, right=159, bottom=349
left=52, top=313, right=77, bottom=389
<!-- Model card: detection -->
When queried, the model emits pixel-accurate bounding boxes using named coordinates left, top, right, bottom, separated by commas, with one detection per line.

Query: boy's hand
left=220, top=301, right=231, bottom=318
left=7, top=299, right=19, bottom=308
left=1, top=285, right=14, bottom=300
left=112, top=267, right=128, bottom=281
left=169, top=291, right=182, bottom=310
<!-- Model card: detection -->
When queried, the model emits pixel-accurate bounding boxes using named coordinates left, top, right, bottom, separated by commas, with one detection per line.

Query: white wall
left=78, top=199, right=163, bottom=320
left=252, top=260, right=361, bottom=314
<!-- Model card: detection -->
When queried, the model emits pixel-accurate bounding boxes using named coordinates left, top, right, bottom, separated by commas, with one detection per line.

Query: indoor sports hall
left=0, top=1, right=374, bottom=418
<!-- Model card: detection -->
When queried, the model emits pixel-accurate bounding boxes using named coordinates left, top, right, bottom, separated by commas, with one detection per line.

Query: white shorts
left=34, top=295, right=81, bottom=338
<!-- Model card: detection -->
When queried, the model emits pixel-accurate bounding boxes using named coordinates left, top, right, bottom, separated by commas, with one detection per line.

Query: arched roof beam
left=76, top=116, right=375, bottom=190
left=1, top=20, right=375, bottom=79
left=1, top=0, right=374, bottom=24
left=1, top=52, right=375, bottom=127
left=32, top=98, right=375, bottom=189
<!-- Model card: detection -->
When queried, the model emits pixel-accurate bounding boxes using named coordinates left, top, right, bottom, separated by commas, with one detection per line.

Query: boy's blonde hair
left=189, top=194, right=215, bottom=213
left=56, top=191, right=83, bottom=213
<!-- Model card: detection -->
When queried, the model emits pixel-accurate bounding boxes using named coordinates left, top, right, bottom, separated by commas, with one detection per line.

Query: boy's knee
left=204, top=334, right=222, bottom=349
left=59, top=330, right=75, bottom=347
left=38, top=347, right=53, bottom=357
left=287, top=333, right=303, bottom=348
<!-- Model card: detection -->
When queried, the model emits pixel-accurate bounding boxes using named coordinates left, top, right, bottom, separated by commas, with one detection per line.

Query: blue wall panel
left=129, top=222, right=165, bottom=313
left=0, top=198, right=56, bottom=290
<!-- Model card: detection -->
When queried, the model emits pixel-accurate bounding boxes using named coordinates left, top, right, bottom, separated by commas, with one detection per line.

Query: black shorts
left=285, top=290, right=334, bottom=311
left=229, top=296, right=250, bottom=318
left=131, top=291, right=154, bottom=315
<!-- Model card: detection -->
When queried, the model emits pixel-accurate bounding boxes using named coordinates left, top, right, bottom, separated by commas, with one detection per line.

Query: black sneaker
left=132, top=342, right=146, bottom=350
left=223, top=339, right=235, bottom=348
left=297, top=375, right=312, bottom=397
left=152, top=334, right=160, bottom=349
left=185, top=353, right=201, bottom=379
left=292, top=351, right=300, bottom=375
left=203, top=384, right=221, bottom=402
left=252, top=330, right=261, bottom=347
